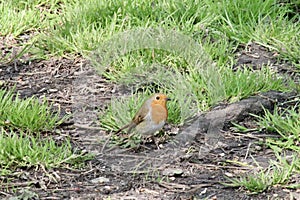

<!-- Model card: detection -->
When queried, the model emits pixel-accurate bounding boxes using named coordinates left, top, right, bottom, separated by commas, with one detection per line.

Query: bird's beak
left=166, top=97, right=171, bottom=101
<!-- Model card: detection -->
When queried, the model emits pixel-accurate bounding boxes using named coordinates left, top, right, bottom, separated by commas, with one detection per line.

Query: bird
left=115, top=93, right=170, bottom=138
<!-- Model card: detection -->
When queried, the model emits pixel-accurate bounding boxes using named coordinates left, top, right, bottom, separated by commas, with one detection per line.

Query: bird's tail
left=115, top=123, right=136, bottom=134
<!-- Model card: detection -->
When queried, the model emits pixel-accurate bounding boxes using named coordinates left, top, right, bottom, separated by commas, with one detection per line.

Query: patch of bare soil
left=0, top=42, right=299, bottom=199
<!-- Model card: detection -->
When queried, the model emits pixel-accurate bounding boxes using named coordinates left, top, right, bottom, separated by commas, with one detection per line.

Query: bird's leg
left=134, top=135, right=150, bottom=150
left=151, top=136, right=160, bottom=149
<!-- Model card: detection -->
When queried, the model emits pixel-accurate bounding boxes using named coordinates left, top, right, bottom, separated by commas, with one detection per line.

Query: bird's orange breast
left=150, top=103, right=168, bottom=124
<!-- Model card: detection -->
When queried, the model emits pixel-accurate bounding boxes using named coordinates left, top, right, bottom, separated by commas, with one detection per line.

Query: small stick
left=100, top=131, right=113, bottom=153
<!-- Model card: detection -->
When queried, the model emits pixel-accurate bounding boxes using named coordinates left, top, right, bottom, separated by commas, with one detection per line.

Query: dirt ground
left=0, top=41, right=300, bottom=199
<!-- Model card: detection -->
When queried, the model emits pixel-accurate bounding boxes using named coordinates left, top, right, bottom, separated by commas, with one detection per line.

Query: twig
left=0, top=181, right=37, bottom=188
left=19, top=71, right=51, bottom=75
left=74, top=123, right=102, bottom=130
left=230, top=131, right=280, bottom=139
left=101, top=153, right=164, bottom=160
left=229, top=131, right=262, bottom=140
left=81, top=168, right=96, bottom=175
left=186, top=184, right=214, bottom=193
left=244, top=142, right=252, bottom=160
left=0, top=190, right=10, bottom=196
left=159, top=181, right=190, bottom=190
left=47, top=98, right=74, bottom=104
left=100, top=131, right=114, bottom=153
left=190, top=163, right=254, bottom=170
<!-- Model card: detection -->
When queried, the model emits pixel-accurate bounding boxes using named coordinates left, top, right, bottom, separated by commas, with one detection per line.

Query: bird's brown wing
left=132, top=100, right=150, bottom=124
left=115, top=101, right=150, bottom=134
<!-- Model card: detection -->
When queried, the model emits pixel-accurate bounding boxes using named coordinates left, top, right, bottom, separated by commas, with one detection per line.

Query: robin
left=115, top=93, right=170, bottom=138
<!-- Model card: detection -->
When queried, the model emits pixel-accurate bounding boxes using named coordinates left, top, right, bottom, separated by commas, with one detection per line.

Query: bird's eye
left=156, top=96, right=160, bottom=100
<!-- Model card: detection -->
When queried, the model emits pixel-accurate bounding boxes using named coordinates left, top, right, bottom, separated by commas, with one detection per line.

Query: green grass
left=0, top=88, right=93, bottom=175
left=0, top=0, right=65, bottom=37
left=229, top=103, right=300, bottom=192
left=254, top=105, right=300, bottom=152
left=207, top=0, right=300, bottom=63
left=27, top=0, right=299, bottom=63
left=36, top=0, right=216, bottom=56
left=0, top=89, right=63, bottom=132
left=221, top=66, right=288, bottom=103
left=0, top=128, right=92, bottom=176
left=226, top=154, right=297, bottom=193
left=1, top=0, right=299, bottom=63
